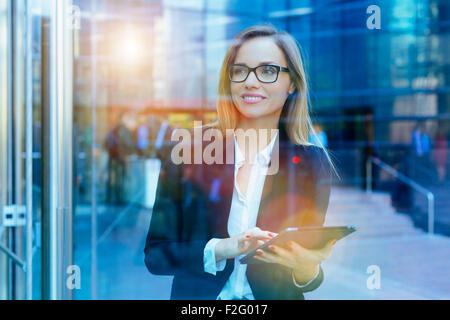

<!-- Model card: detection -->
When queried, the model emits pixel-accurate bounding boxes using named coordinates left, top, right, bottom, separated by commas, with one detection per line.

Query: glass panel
left=0, top=0, right=10, bottom=300
left=68, top=0, right=450, bottom=300
left=3, top=0, right=450, bottom=300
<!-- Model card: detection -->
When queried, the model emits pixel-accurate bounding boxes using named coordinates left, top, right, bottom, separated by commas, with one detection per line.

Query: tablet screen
left=240, top=225, right=356, bottom=264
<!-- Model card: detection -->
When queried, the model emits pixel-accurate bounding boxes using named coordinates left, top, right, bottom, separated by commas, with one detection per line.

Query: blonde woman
left=144, top=24, right=336, bottom=300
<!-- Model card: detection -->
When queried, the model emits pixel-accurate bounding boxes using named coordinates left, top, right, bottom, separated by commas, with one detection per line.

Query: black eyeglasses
left=229, top=64, right=290, bottom=83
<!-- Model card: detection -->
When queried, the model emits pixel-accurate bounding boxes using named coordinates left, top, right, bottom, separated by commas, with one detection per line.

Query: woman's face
left=230, top=37, right=295, bottom=120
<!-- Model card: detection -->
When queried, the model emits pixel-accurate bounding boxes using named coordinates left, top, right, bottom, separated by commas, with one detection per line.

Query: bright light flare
left=113, top=25, right=146, bottom=66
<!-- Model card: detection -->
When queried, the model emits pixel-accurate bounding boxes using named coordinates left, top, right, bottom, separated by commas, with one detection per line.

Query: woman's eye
left=262, top=66, right=276, bottom=74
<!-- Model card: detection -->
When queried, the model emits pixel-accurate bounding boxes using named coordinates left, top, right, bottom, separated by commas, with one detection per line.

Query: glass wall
left=1, top=0, right=449, bottom=300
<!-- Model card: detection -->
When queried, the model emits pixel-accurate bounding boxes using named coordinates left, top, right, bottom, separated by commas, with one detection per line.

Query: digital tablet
left=239, top=225, right=356, bottom=264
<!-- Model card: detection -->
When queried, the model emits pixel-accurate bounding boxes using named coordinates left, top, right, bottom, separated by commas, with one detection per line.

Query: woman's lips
left=241, top=94, right=266, bottom=104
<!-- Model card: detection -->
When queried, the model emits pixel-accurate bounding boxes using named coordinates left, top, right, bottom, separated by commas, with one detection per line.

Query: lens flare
left=114, top=25, right=145, bottom=65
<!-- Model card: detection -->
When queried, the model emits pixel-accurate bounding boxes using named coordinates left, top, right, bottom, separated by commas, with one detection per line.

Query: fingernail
left=245, top=235, right=251, bottom=239
left=268, top=233, right=274, bottom=237
left=256, top=250, right=263, bottom=255
left=269, top=245, right=275, bottom=250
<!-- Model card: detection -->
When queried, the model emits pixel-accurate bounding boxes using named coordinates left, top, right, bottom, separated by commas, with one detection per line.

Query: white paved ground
left=305, top=234, right=450, bottom=299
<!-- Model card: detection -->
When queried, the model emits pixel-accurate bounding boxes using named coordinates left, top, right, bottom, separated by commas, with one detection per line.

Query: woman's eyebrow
left=234, top=61, right=278, bottom=66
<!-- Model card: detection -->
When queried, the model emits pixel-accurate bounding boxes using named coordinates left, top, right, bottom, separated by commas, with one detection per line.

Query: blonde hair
left=211, top=24, right=338, bottom=176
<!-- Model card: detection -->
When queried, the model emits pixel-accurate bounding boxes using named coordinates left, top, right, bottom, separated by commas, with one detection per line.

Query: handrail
left=366, top=156, right=435, bottom=235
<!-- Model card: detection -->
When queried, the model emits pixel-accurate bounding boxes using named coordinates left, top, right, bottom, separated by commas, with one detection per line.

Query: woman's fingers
left=254, top=248, right=295, bottom=269
left=304, top=239, right=337, bottom=261
left=239, top=230, right=275, bottom=254
left=238, top=228, right=280, bottom=255
left=253, top=254, right=271, bottom=263
left=286, top=239, right=337, bottom=264
left=287, top=240, right=308, bottom=256
left=245, top=227, right=277, bottom=240
left=254, top=249, right=278, bottom=264
left=313, top=239, right=337, bottom=260
left=242, top=229, right=277, bottom=248
left=253, top=238, right=337, bottom=269
left=267, top=244, right=292, bottom=261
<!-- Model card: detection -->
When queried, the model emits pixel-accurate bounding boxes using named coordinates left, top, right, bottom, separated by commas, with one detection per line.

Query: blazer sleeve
left=143, top=144, right=210, bottom=277
left=272, top=264, right=325, bottom=297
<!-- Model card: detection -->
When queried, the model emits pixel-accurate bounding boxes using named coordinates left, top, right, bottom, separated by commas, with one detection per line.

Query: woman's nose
left=244, top=70, right=260, bottom=89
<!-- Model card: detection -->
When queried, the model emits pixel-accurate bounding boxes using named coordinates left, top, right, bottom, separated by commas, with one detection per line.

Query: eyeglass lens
left=230, top=65, right=279, bottom=83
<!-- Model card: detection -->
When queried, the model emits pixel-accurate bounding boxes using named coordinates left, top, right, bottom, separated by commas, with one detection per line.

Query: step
left=330, top=197, right=392, bottom=207
left=327, top=205, right=396, bottom=215
left=325, top=212, right=415, bottom=225
left=346, top=228, right=423, bottom=239
left=332, top=224, right=423, bottom=239
left=325, top=212, right=406, bottom=222
left=330, top=192, right=392, bottom=204
left=325, top=219, right=417, bottom=234
left=325, top=187, right=425, bottom=238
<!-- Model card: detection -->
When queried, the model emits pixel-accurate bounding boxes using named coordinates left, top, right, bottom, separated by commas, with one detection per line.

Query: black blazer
left=144, top=124, right=332, bottom=300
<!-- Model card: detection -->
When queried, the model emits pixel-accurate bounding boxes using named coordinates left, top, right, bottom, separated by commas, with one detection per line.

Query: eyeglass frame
left=228, top=64, right=290, bottom=83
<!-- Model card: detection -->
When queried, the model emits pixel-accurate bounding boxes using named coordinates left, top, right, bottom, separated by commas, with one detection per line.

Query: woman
left=144, top=24, right=337, bottom=300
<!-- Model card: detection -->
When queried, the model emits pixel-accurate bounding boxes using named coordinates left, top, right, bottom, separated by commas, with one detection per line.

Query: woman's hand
left=215, top=227, right=277, bottom=262
left=253, top=239, right=337, bottom=285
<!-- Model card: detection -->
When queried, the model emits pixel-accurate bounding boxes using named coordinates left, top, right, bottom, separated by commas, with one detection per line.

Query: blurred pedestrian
left=104, top=114, right=134, bottom=204
left=434, top=127, right=448, bottom=183
left=411, top=123, right=432, bottom=183
left=308, top=123, right=327, bottom=148
left=136, top=115, right=150, bottom=156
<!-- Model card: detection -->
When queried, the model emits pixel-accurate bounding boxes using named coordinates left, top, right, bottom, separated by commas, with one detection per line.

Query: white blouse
left=203, top=131, right=317, bottom=300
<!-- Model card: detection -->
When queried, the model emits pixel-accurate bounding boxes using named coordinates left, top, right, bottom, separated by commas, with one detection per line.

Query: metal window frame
left=0, top=0, right=73, bottom=300
left=41, top=0, right=73, bottom=300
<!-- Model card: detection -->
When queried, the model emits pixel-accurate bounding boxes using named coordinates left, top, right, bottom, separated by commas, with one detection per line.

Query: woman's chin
left=238, top=110, right=265, bottom=119
left=237, top=106, right=282, bottom=120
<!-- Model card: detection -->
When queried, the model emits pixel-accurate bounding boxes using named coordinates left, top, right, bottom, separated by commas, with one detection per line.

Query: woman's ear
left=288, top=83, right=296, bottom=95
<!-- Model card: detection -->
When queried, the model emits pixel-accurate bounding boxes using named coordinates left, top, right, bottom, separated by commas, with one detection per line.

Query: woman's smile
left=241, top=93, right=266, bottom=104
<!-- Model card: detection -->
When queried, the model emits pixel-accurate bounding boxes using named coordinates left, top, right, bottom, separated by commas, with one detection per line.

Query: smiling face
left=230, top=37, right=295, bottom=120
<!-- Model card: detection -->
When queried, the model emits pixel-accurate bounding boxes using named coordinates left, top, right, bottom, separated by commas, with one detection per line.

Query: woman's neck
left=235, top=110, right=281, bottom=162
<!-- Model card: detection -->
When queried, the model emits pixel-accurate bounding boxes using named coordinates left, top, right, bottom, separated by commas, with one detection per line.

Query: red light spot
left=292, top=156, right=300, bottom=164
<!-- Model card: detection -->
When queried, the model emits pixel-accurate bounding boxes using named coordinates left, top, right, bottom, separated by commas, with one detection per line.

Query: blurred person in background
left=136, top=114, right=150, bottom=157
left=308, top=123, right=328, bottom=148
left=104, top=112, right=134, bottom=204
left=411, top=122, right=432, bottom=183
left=434, top=126, right=448, bottom=183
left=153, top=117, right=173, bottom=160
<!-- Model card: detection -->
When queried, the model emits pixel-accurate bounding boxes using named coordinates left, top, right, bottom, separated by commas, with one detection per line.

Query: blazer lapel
left=208, top=131, right=235, bottom=238
left=256, top=138, right=289, bottom=231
